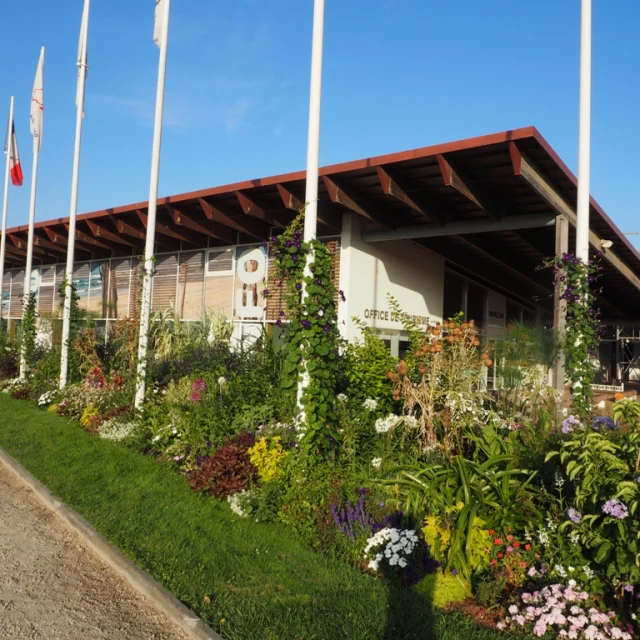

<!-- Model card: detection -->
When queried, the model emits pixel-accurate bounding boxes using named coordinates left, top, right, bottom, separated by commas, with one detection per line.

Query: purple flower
left=295, top=283, right=302, bottom=291
left=263, top=289, right=270, bottom=296
left=292, top=254, right=298, bottom=262
left=602, top=498, right=629, bottom=520
left=276, top=319, right=282, bottom=327
left=280, top=310, right=285, bottom=317
left=562, top=415, right=581, bottom=434
left=567, top=508, right=582, bottom=524
left=592, top=416, right=617, bottom=431
left=624, top=584, right=634, bottom=593
left=323, top=325, right=331, bottom=332
left=301, top=319, right=311, bottom=329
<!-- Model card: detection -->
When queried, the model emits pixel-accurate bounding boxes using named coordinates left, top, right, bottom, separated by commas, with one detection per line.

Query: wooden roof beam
left=84, top=220, right=136, bottom=250
left=8, top=234, right=52, bottom=258
left=166, top=205, right=234, bottom=245
left=275, top=184, right=342, bottom=232
left=436, top=154, right=501, bottom=220
left=509, top=141, right=640, bottom=294
left=65, top=224, right=114, bottom=253
left=111, top=215, right=175, bottom=249
left=33, top=233, right=72, bottom=255
left=198, top=198, right=268, bottom=240
left=136, top=210, right=199, bottom=246
left=322, top=176, right=388, bottom=227
left=236, top=191, right=286, bottom=229
left=42, top=226, right=97, bottom=255
left=376, top=166, right=440, bottom=224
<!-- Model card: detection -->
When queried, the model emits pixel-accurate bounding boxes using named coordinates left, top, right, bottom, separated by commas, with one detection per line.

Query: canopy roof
left=5, top=126, right=639, bottom=320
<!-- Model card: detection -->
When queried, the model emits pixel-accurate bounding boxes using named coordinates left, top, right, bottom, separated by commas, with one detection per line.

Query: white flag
left=30, top=48, right=44, bottom=153
left=76, top=0, right=90, bottom=115
left=153, top=0, right=166, bottom=48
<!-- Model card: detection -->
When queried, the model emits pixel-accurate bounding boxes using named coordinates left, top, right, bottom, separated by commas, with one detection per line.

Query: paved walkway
left=0, top=461, right=190, bottom=640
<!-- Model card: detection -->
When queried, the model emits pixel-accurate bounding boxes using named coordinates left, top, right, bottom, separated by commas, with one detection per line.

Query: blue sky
left=1, top=0, right=639, bottom=247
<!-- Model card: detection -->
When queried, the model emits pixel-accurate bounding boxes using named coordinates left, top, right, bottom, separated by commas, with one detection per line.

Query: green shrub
left=343, top=321, right=396, bottom=412
left=417, top=571, right=468, bottom=608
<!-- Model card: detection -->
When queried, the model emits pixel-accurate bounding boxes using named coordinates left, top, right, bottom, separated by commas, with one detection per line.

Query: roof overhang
left=3, top=126, right=639, bottom=320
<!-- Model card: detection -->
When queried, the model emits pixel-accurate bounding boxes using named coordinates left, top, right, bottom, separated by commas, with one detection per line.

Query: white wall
left=338, top=214, right=444, bottom=341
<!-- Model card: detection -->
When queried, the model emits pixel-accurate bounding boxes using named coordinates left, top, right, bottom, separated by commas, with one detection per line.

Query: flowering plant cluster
left=546, top=252, right=603, bottom=418
left=498, top=582, right=633, bottom=639
left=265, top=213, right=341, bottom=458
left=364, top=527, right=419, bottom=573
left=97, top=418, right=138, bottom=441
left=37, top=390, right=57, bottom=407
left=385, top=306, right=487, bottom=452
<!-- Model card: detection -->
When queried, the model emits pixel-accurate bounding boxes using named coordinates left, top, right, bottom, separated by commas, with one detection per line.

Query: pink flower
left=506, top=545, right=514, bottom=553
left=192, top=378, right=206, bottom=392
left=190, top=391, right=201, bottom=403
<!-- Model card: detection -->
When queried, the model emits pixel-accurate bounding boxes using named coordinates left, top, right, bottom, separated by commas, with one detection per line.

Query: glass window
left=466, top=282, right=486, bottom=332
left=506, top=300, right=521, bottom=326
left=443, top=271, right=465, bottom=320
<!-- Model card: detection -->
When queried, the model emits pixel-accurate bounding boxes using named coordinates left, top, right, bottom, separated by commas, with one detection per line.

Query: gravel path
left=0, top=461, right=190, bottom=640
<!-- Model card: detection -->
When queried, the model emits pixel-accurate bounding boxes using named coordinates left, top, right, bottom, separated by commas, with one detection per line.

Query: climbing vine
left=266, top=213, right=343, bottom=459
left=546, top=252, right=603, bottom=418
left=21, top=292, right=38, bottom=371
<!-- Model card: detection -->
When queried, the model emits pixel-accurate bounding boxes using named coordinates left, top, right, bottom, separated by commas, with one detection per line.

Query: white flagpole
left=134, top=0, right=171, bottom=409
left=296, top=0, right=325, bottom=411
left=576, top=0, right=591, bottom=262
left=0, top=96, right=14, bottom=333
left=20, top=46, right=44, bottom=378
left=60, top=0, right=90, bottom=389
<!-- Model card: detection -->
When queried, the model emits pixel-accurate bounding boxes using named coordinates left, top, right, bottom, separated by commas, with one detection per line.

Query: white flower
left=38, top=390, right=56, bottom=406
left=227, top=491, right=251, bottom=517
left=98, top=419, right=138, bottom=441
left=363, top=398, right=378, bottom=411
left=375, top=414, right=399, bottom=434
left=401, top=415, right=419, bottom=429
left=371, top=457, right=382, bottom=469
left=336, top=393, right=348, bottom=404
left=509, top=605, right=519, bottom=615
left=217, top=376, right=227, bottom=386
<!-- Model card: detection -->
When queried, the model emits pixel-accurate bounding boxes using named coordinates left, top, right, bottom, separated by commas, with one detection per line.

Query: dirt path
left=0, top=461, right=191, bottom=640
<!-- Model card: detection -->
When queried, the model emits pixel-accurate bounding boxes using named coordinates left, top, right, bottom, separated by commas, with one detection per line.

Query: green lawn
left=0, top=394, right=507, bottom=640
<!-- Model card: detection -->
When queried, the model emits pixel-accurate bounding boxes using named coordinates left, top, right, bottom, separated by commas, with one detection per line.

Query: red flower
left=488, top=529, right=495, bottom=535
left=513, top=541, right=520, bottom=548
left=506, top=534, right=514, bottom=542
left=491, top=559, right=497, bottom=565
left=494, top=538, right=503, bottom=545
left=519, top=562, right=527, bottom=568
left=498, top=552, right=504, bottom=559
left=524, top=544, right=531, bottom=551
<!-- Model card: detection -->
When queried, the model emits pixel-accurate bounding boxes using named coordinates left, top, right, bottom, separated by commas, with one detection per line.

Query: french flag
left=4, top=120, right=23, bottom=186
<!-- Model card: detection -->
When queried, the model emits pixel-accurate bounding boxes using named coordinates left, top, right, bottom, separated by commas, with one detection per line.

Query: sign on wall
left=234, top=245, right=267, bottom=320
left=486, top=291, right=506, bottom=337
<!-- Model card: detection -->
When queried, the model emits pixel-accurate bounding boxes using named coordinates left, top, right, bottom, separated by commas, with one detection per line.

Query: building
left=2, top=127, right=640, bottom=386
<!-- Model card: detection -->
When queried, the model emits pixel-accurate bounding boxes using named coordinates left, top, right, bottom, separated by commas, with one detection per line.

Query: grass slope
left=0, top=394, right=506, bottom=640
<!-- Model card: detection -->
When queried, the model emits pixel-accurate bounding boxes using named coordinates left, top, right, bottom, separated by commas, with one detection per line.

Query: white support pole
left=134, top=0, right=171, bottom=410
left=19, top=148, right=40, bottom=378
left=60, top=1, right=90, bottom=390
left=296, top=0, right=325, bottom=411
left=576, top=0, right=592, bottom=263
left=0, top=96, right=14, bottom=333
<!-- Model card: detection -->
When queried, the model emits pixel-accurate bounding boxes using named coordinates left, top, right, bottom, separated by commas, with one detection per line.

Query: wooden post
left=553, top=215, right=569, bottom=393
